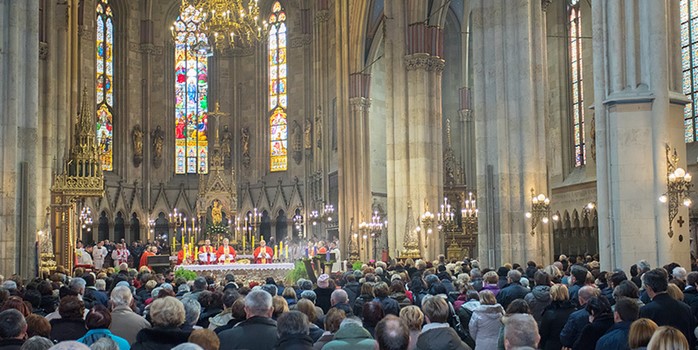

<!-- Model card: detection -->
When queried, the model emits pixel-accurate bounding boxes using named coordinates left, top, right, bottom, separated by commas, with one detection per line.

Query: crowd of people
left=3, top=252, right=698, bottom=349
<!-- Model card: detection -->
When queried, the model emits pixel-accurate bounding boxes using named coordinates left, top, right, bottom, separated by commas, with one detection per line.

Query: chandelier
left=176, top=0, right=267, bottom=52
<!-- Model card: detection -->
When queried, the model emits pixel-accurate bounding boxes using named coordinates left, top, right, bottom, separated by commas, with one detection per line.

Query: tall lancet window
left=569, top=0, right=585, bottom=166
left=269, top=1, right=288, bottom=172
left=96, top=0, right=114, bottom=171
left=682, top=0, right=698, bottom=142
left=174, top=5, right=209, bottom=174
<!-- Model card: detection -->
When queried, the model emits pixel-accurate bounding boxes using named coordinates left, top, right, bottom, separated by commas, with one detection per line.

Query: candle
left=285, top=245, right=288, bottom=259
left=274, top=245, right=278, bottom=259
left=280, top=241, right=283, bottom=255
left=243, top=235, right=246, bottom=251
left=252, top=236, right=255, bottom=249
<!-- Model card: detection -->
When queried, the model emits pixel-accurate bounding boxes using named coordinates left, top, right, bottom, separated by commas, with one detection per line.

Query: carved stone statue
left=221, top=125, right=233, bottom=168
left=241, top=127, right=250, bottom=167
left=132, top=124, right=143, bottom=167
left=315, top=107, right=323, bottom=149
left=293, top=121, right=303, bottom=164
left=211, top=199, right=223, bottom=226
left=151, top=125, right=164, bottom=168
left=304, top=118, right=312, bottom=150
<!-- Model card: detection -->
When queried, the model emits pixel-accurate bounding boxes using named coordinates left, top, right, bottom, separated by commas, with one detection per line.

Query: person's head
left=687, top=272, right=698, bottom=288
left=324, top=308, right=346, bottom=333
left=317, top=274, right=330, bottom=289
left=110, top=285, right=133, bottom=308
left=20, top=336, right=53, bottom=350
left=0, top=309, right=26, bottom=340
left=672, top=267, right=688, bottom=281
left=613, top=297, right=639, bottom=324
left=230, top=298, right=246, bottom=320
left=244, top=289, right=273, bottom=319
left=0, top=296, right=31, bottom=317
left=150, top=296, right=186, bottom=328
left=25, top=314, right=51, bottom=338
left=181, top=298, right=201, bottom=326
left=58, top=296, right=85, bottom=320
left=276, top=310, right=309, bottom=338
left=483, top=271, right=498, bottom=285
left=375, top=315, right=410, bottom=350
left=330, top=289, right=349, bottom=306
left=222, top=238, right=229, bottom=246
left=585, top=296, right=612, bottom=320
left=533, top=270, right=550, bottom=287
left=507, top=270, right=522, bottom=284
left=188, top=329, right=220, bottom=350
left=204, top=239, right=211, bottom=246
left=642, top=268, right=669, bottom=297
left=479, top=290, right=497, bottom=305
left=629, top=318, right=659, bottom=349
left=373, top=282, right=390, bottom=298
left=193, top=277, right=207, bottom=292
left=638, top=260, right=651, bottom=274
left=260, top=240, right=266, bottom=247
left=667, top=283, right=685, bottom=301
left=360, top=282, right=374, bottom=297
left=282, top=287, right=297, bottom=301
left=271, top=296, right=289, bottom=319
left=550, top=284, right=569, bottom=302
left=577, top=285, right=599, bottom=306
left=362, top=301, right=385, bottom=327
left=69, top=277, right=86, bottom=295
left=399, top=305, right=424, bottom=331
left=296, top=299, right=318, bottom=323
left=503, top=313, right=539, bottom=350
left=647, top=326, right=689, bottom=350
left=505, top=299, right=530, bottom=315
left=85, top=305, right=112, bottom=330
left=421, top=296, right=449, bottom=324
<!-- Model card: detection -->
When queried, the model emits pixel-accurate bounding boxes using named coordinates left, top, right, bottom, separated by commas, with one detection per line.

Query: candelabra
left=461, top=192, right=479, bottom=235
left=524, top=188, right=556, bottom=236
left=418, top=201, right=435, bottom=238
left=437, top=197, right=457, bottom=232
left=659, top=145, right=693, bottom=238
left=248, top=208, right=262, bottom=241
left=309, top=203, right=335, bottom=238
left=78, top=207, right=92, bottom=242
left=293, top=211, right=304, bottom=237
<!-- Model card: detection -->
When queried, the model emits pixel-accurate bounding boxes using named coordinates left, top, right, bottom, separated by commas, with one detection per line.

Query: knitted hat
left=317, top=274, right=330, bottom=288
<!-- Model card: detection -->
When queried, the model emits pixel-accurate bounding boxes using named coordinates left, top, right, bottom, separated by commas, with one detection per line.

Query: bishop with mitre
left=254, top=239, right=274, bottom=264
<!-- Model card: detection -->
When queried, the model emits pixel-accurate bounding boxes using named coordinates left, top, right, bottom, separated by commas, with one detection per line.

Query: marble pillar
left=472, top=0, right=552, bottom=267
left=593, top=1, right=690, bottom=270
left=0, top=0, right=41, bottom=276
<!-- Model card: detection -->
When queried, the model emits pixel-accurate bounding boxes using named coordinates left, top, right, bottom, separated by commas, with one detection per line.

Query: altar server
left=217, top=238, right=236, bottom=263
left=92, top=240, right=108, bottom=270
left=75, top=241, right=93, bottom=266
left=112, top=243, right=130, bottom=266
left=254, top=239, right=274, bottom=264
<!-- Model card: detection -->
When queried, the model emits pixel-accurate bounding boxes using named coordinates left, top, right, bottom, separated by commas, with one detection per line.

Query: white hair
left=110, top=285, right=133, bottom=307
left=673, top=267, right=688, bottom=281
left=171, top=344, right=204, bottom=350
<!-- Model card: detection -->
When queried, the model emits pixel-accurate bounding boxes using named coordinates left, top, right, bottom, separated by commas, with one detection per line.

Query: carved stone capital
left=315, top=10, right=330, bottom=24
left=39, top=42, right=48, bottom=60
left=404, top=53, right=445, bottom=72
left=290, top=34, right=312, bottom=48
left=459, top=109, right=473, bottom=123
left=349, top=97, right=371, bottom=112
left=542, top=0, right=553, bottom=12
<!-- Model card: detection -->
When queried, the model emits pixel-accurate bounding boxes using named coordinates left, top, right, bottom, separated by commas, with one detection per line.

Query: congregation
left=1, top=253, right=697, bottom=350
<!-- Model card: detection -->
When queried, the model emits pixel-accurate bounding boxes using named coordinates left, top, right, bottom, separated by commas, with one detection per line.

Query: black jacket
left=131, top=327, right=191, bottom=350
left=218, top=316, right=278, bottom=350
left=572, top=313, right=614, bottom=350
left=314, top=287, right=334, bottom=314
left=0, top=339, right=24, bottom=350
left=539, top=300, right=576, bottom=350
left=415, top=325, right=471, bottom=350
left=50, top=318, right=88, bottom=343
left=496, top=282, right=529, bottom=310
left=274, top=334, right=315, bottom=350
left=640, top=293, right=697, bottom=348
left=353, top=294, right=372, bottom=317
left=683, top=286, right=698, bottom=320
left=343, top=282, right=360, bottom=307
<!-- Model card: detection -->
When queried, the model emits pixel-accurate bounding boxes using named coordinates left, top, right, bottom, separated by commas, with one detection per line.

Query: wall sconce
left=420, top=201, right=435, bottom=235
left=659, top=145, right=693, bottom=238
left=525, top=188, right=557, bottom=236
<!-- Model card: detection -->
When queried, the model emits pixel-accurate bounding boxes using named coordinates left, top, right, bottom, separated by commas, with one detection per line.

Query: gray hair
left=470, top=268, right=482, bottom=278
left=673, top=267, right=688, bottom=281
left=277, top=311, right=309, bottom=337
left=171, top=344, right=204, bottom=350
left=89, top=337, right=119, bottom=350
left=507, top=270, right=522, bottom=283
left=300, top=290, right=317, bottom=303
left=151, top=287, right=162, bottom=299
left=19, top=336, right=53, bottom=350
left=1, top=281, right=16, bottom=291
left=504, top=314, right=540, bottom=349
left=637, top=260, right=651, bottom=273
left=261, top=284, right=278, bottom=296
left=331, top=289, right=349, bottom=305
left=181, top=298, right=201, bottom=326
left=94, top=279, right=106, bottom=291
left=110, top=286, right=133, bottom=307
left=245, top=289, right=273, bottom=316
left=69, top=278, right=86, bottom=294
left=0, top=309, right=26, bottom=339
left=47, top=341, right=90, bottom=350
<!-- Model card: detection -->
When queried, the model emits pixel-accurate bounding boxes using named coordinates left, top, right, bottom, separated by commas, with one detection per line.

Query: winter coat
left=110, top=305, right=151, bottom=345
left=559, top=308, right=590, bottom=348
left=343, top=282, right=360, bottom=307
left=469, top=303, right=504, bottom=350
left=481, top=284, right=500, bottom=297
left=572, top=313, right=614, bottom=350
left=315, top=287, right=334, bottom=314
left=390, top=292, right=413, bottom=310
left=0, top=339, right=24, bottom=350
left=539, top=300, right=576, bottom=350
left=274, top=334, right=315, bottom=350
left=457, top=300, right=481, bottom=349
left=374, top=296, right=400, bottom=316
left=640, top=293, right=697, bottom=348
left=313, top=332, right=334, bottom=350
left=197, top=307, right=222, bottom=328
left=309, top=324, right=325, bottom=342
left=524, top=285, right=552, bottom=323
left=207, top=310, right=233, bottom=330
left=568, top=283, right=584, bottom=307
left=50, top=318, right=88, bottom=343
left=683, top=286, right=698, bottom=320
left=218, top=316, right=279, bottom=350
left=595, top=321, right=632, bottom=350
left=321, top=322, right=377, bottom=350
left=40, top=294, right=59, bottom=314
left=131, top=327, right=191, bottom=350
left=496, top=282, right=529, bottom=310
left=415, top=323, right=471, bottom=350
left=353, top=294, right=372, bottom=318
left=77, top=328, right=130, bottom=350
left=453, top=294, right=468, bottom=310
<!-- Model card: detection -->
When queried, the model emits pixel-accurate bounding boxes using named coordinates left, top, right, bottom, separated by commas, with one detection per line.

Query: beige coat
left=109, top=305, right=151, bottom=345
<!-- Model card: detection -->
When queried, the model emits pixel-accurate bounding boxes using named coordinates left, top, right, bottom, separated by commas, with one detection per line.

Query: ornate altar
left=176, top=263, right=295, bottom=286
left=50, top=88, right=105, bottom=271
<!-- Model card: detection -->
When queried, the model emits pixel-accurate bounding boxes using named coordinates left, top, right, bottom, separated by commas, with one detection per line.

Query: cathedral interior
left=0, top=0, right=694, bottom=277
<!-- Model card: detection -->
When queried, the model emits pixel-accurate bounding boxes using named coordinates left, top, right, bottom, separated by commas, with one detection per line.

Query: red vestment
left=199, top=245, right=216, bottom=264
left=177, top=249, right=193, bottom=265
left=217, top=245, right=237, bottom=263
left=253, top=246, right=274, bottom=264
left=139, top=251, right=155, bottom=269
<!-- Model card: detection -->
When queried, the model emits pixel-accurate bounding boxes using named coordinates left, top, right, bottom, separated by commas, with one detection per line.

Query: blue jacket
left=595, top=321, right=632, bottom=350
left=78, top=329, right=130, bottom=350
left=568, top=284, right=584, bottom=307
left=559, top=307, right=590, bottom=347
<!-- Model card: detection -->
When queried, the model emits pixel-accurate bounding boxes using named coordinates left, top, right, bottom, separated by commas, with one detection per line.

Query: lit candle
left=243, top=235, right=246, bottom=251
left=280, top=241, right=283, bottom=255
left=285, top=245, right=288, bottom=259
left=252, top=236, right=255, bottom=249
left=274, top=245, right=278, bottom=259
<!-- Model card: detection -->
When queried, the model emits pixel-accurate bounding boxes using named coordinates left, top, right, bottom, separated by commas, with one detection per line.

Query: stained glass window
left=269, top=1, right=288, bottom=172
left=682, top=0, right=698, bottom=142
left=174, top=5, right=209, bottom=174
left=569, top=0, right=585, bottom=166
left=96, top=0, right=114, bottom=171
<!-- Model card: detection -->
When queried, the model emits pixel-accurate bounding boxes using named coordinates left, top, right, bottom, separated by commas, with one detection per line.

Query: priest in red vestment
left=217, top=238, right=236, bottom=264
left=139, top=245, right=157, bottom=269
left=199, top=239, right=217, bottom=264
left=177, top=244, right=193, bottom=265
left=254, top=239, right=274, bottom=264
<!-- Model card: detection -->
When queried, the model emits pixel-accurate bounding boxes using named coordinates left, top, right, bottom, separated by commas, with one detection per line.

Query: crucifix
left=678, top=216, right=685, bottom=228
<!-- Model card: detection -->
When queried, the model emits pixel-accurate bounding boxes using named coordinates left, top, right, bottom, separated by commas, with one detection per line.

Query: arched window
left=96, top=0, right=114, bottom=171
left=682, top=0, right=698, bottom=142
left=568, top=0, right=585, bottom=166
left=269, top=1, right=288, bottom=172
left=174, top=5, right=209, bottom=174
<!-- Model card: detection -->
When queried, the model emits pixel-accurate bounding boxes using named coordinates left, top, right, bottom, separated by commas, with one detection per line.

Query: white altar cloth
left=176, top=263, right=294, bottom=272
left=175, top=263, right=295, bottom=284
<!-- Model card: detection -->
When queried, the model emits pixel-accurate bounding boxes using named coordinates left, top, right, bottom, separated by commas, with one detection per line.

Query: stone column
left=0, top=0, right=41, bottom=276
left=472, top=0, right=551, bottom=267
left=593, top=1, right=690, bottom=270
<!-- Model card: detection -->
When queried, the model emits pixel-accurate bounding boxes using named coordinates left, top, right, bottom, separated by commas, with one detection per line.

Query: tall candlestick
left=252, top=236, right=255, bottom=250
left=280, top=241, right=283, bottom=255
left=274, top=245, right=278, bottom=259
left=285, top=245, right=288, bottom=259
left=242, top=235, right=246, bottom=251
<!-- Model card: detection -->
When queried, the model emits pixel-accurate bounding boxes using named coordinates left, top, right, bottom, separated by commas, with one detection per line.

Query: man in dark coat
left=218, top=289, right=279, bottom=350
left=274, top=311, right=315, bottom=350
left=415, top=297, right=470, bottom=350
left=496, top=270, right=529, bottom=310
left=639, top=268, right=697, bottom=348
left=559, top=286, right=597, bottom=348
left=595, top=297, right=639, bottom=350
left=568, top=265, right=589, bottom=308
left=0, top=310, right=26, bottom=350
left=683, top=271, right=698, bottom=320
left=342, top=274, right=360, bottom=308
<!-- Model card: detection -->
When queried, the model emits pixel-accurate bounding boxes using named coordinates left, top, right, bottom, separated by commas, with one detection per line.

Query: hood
left=531, top=285, right=551, bottom=302
left=334, top=323, right=373, bottom=340
left=208, top=311, right=233, bottom=328
left=464, top=300, right=481, bottom=311
left=475, top=304, right=504, bottom=317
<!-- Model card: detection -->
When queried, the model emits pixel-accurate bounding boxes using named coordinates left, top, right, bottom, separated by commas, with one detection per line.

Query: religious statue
left=221, top=125, right=233, bottom=168
left=241, top=127, right=251, bottom=168
left=151, top=125, right=164, bottom=168
left=293, top=121, right=303, bottom=164
left=211, top=199, right=223, bottom=226
left=304, top=118, right=312, bottom=150
left=132, top=124, right=143, bottom=167
left=315, top=107, right=323, bottom=149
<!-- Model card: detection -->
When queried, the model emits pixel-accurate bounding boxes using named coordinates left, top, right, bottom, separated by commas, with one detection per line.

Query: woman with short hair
left=77, top=305, right=130, bottom=350
left=131, top=296, right=192, bottom=350
left=49, top=296, right=87, bottom=343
